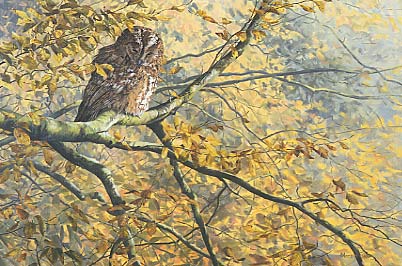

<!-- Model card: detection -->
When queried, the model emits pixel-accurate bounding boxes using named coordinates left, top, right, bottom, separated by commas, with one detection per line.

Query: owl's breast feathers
left=74, top=27, right=163, bottom=122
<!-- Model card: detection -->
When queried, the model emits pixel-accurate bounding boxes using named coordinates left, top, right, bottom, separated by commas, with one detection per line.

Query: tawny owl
left=75, top=27, right=164, bottom=122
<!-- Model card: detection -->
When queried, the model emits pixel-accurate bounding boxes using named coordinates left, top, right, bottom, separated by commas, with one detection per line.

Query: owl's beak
left=136, top=59, right=144, bottom=66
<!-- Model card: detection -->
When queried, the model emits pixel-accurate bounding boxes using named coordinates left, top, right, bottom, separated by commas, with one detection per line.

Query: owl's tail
left=74, top=102, right=91, bottom=122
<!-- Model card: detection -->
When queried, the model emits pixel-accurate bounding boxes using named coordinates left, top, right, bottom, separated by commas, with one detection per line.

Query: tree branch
left=149, top=122, right=222, bottom=266
left=91, top=130, right=365, bottom=266
left=136, top=215, right=212, bottom=259
left=0, top=0, right=273, bottom=143
left=33, top=162, right=85, bottom=200
left=47, top=141, right=124, bottom=206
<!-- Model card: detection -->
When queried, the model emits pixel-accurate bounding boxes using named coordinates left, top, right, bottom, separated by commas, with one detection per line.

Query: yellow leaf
left=28, top=112, right=41, bottom=126
left=300, top=4, right=315, bottom=12
left=236, top=31, right=247, bottom=41
left=252, top=30, right=266, bottom=41
left=155, top=15, right=172, bottom=21
left=379, top=84, right=388, bottom=93
left=126, top=20, right=136, bottom=32
left=37, top=49, right=51, bottom=62
left=161, top=147, right=168, bottom=158
left=205, top=16, right=217, bottom=23
left=216, top=30, right=230, bottom=40
left=290, top=251, right=303, bottom=266
left=313, top=1, right=326, bottom=12
left=145, top=222, right=156, bottom=236
left=171, top=6, right=185, bottom=12
left=95, top=63, right=108, bottom=79
left=339, top=141, right=349, bottom=149
left=196, top=10, right=206, bottom=17
left=83, top=64, right=96, bottom=74
left=314, top=146, right=329, bottom=159
left=48, top=80, right=57, bottom=94
left=0, top=79, right=14, bottom=90
left=12, top=33, right=30, bottom=49
left=16, top=205, right=29, bottom=220
left=0, top=169, right=11, bottom=184
left=43, top=149, right=54, bottom=166
left=173, top=116, right=181, bottom=128
left=65, top=161, right=76, bottom=173
left=14, top=10, right=31, bottom=20
left=0, top=41, right=16, bottom=53
left=127, top=0, right=144, bottom=5
left=121, top=141, right=132, bottom=151
left=100, top=63, right=114, bottom=72
left=332, top=178, right=346, bottom=191
left=221, top=17, right=232, bottom=24
left=170, top=90, right=179, bottom=98
left=352, top=190, right=368, bottom=197
left=169, top=65, right=182, bottom=74
left=266, top=7, right=281, bottom=15
left=14, top=128, right=31, bottom=145
left=223, top=247, right=235, bottom=258
left=14, top=10, right=34, bottom=25
left=346, top=192, right=359, bottom=205
left=113, top=131, right=123, bottom=141
left=230, top=46, right=239, bottom=58
left=53, top=30, right=63, bottom=39
left=20, top=55, right=38, bottom=70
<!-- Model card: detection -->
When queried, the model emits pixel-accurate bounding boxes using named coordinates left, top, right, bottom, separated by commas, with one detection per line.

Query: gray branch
left=33, top=161, right=85, bottom=200
left=48, top=141, right=124, bottom=207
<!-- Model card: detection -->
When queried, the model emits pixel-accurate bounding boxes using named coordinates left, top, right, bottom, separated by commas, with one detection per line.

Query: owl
left=74, top=26, right=164, bottom=122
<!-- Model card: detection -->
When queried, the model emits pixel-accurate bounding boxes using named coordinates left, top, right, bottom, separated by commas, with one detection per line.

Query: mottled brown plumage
left=75, top=27, right=164, bottom=122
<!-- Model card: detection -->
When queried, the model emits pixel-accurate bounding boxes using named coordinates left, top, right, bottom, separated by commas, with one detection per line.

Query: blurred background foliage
left=0, top=0, right=401, bottom=265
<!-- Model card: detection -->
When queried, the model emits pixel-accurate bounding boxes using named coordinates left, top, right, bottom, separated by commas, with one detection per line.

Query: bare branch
left=165, top=45, right=225, bottom=65
left=33, top=161, right=85, bottom=200
left=135, top=215, right=212, bottom=259
left=276, top=77, right=402, bottom=100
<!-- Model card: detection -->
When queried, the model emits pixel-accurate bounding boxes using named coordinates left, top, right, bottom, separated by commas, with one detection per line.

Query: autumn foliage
left=0, top=0, right=401, bottom=265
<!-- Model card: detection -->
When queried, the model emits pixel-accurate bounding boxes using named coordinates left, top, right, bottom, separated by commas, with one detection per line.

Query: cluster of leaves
left=1, top=0, right=401, bottom=265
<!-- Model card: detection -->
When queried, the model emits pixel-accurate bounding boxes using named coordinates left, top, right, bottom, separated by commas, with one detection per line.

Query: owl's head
left=117, top=27, right=164, bottom=67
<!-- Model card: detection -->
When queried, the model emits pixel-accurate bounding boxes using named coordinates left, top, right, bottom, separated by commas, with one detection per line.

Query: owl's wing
left=75, top=45, right=129, bottom=122
left=74, top=74, right=111, bottom=122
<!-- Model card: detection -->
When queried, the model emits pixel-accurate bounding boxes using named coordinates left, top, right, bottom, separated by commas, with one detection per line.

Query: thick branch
left=0, top=109, right=124, bottom=142
left=47, top=141, right=124, bottom=206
